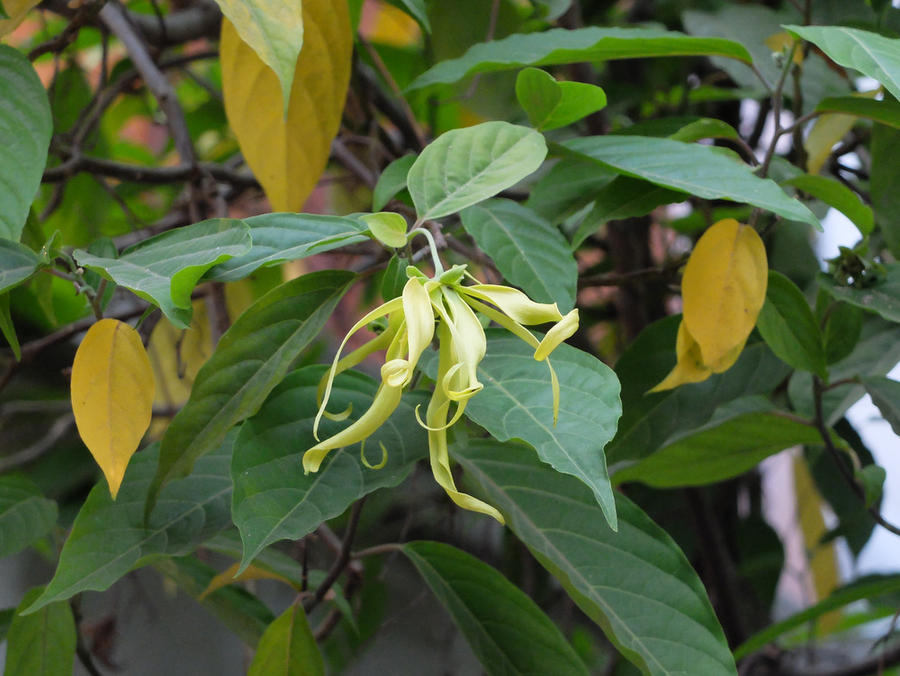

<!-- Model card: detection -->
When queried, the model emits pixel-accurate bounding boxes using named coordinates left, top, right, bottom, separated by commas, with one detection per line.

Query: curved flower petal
left=534, top=309, right=579, bottom=361
left=402, top=277, right=435, bottom=369
left=314, top=296, right=403, bottom=440
left=303, top=380, right=404, bottom=473
left=459, top=284, right=562, bottom=325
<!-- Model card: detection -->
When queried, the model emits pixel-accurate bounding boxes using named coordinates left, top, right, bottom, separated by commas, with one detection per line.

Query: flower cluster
left=303, top=250, right=578, bottom=524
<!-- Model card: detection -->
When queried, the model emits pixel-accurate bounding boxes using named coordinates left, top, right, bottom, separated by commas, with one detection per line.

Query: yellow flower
left=303, top=240, right=579, bottom=524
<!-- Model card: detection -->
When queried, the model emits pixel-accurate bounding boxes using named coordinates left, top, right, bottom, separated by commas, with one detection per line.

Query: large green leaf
left=525, top=157, right=616, bottom=225
left=0, top=46, right=52, bottom=242
left=5, top=588, right=75, bottom=676
left=612, top=412, right=821, bottom=488
left=407, top=122, right=547, bottom=220
left=248, top=602, right=324, bottom=676
left=782, top=174, right=873, bottom=236
left=0, top=239, right=41, bottom=293
left=231, top=367, right=428, bottom=570
left=816, top=96, right=900, bottom=129
left=372, top=154, right=416, bottom=212
left=434, top=332, right=621, bottom=530
left=608, top=315, right=791, bottom=466
left=756, top=270, right=827, bottom=377
left=0, top=475, right=57, bottom=558
left=75, top=219, right=252, bottom=328
left=460, top=199, right=577, bottom=311
left=205, top=213, right=368, bottom=282
left=213, top=0, right=303, bottom=113
left=862, top=376, right=900, bottom=437
left=786, top=25, right=900, bottom=101
left=454, top=440, right=737, bottom=676
left=819, top=264, right=900, bottom=323
left=149, top=270, right=353, bottom=512
left=560, top=136, right=820, bottom=228
left=403, top=541, right=589, bottom=676
left=407, top=27, right=751, bottom=92
left=789, top=317, right=900, bottom=425
left=735, top=574, right=900, bottom=659
left=28, top=440, right=234, bottom=612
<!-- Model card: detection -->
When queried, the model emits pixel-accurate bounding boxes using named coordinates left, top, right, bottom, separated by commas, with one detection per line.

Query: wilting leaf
left=682, top=218, right=768, bottom=366
left=221, top=0, right=351, bottom=211
left=70, top=319, right=155, bottom=499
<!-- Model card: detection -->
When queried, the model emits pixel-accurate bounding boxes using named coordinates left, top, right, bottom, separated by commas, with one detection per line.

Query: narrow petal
left=534, top=309, right=579, bottom=361
left=402, top=277, right=435, bottom=367
left=313, top=297, right=403, bottom=440
left=462, top=296, right=539, bottom=350
left=459, top=284, right=563, bottom=325
left=441, top=288, right=485, bottom=395
left=303, top=382, right=404, bottom=473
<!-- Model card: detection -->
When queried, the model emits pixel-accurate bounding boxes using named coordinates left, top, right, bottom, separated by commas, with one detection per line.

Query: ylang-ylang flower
left=303, top=233, right=578, bottom=524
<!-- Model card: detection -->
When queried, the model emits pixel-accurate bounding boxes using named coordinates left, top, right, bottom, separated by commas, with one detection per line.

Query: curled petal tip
left=535, top=309, right=579, bottom=362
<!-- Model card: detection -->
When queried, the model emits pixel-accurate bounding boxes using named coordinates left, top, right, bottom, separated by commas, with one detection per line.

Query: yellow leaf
left=220, top=0, right=351, bottom=212
left=805, top=90, right=879, bottom=174
left=70, top=319, right=155, bottom=499
left=682, top=218, right=767, bottom=367
left=649, top=320, right=711, bottom=392
left=361, top=1, right=421, bottom=47
left=0, top=0, right=40, bottom=38
left=199, top=562, right=299, bottom=600
left=213, top=0, right=304, bottom=114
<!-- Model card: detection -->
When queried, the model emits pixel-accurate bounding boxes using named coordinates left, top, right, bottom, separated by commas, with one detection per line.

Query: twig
left=0, top=415, right=75, bottom=472
left=303, top=498, right=366, bottom=613
left=44, top=155, right=258, bottom=187
left=331, top=138, right=376, bottom=188
left=29, top=0, right=108, bottom=60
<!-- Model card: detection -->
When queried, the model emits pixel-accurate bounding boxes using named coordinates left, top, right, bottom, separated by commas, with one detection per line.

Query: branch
left=43, top=154, right=258, bottom=187
left=303, top=498, right=366, bottom=614
left=99, top=1, right=196, bottom=166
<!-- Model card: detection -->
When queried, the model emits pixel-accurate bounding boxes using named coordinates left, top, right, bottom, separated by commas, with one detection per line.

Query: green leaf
left=823, top=301, right=862, bottom=364
left=436, top=331, right=621, bottom=530
left=213, top=0, right=304, bottom=113
left=403, top=541, right=589, bottom=676
left=789, top=317, right=900, bottom=425
left=735, top=574, right=900, bottom=659
left=0, top=239, right=40, bottom=293
left=0, top=45, right=52, bottom=242
left=612, top=412, right=821, bottom=488
left=75, top=219, right=252, bottom=328
left=0, top=2, right=8, bottom=19
left=407, top=122, right=547, bottom=220
left=756, top=270, right=827, bottom=377
left=28, top=440, right=234, bottom=612
left=820, top=263, right=900, bottom=323
left=782, top=174, right=873, bottom=236
left=454, top=440, right=737, bottom=676
left=380, top=254, right=409, bottom=301
left=232, top=367, right=427, bottom=570
left=0, top=294, right=20, bottom=360
left=608, top=315, right=791, bottom=465
left=816, top=96, right=900, bottom=129
left=560, top=136, right=821, bottom=229
left=571, top=177, right=682, bottom=248
left=0, top=475, right=57, bottom=558
left=5, top=588, right=75, bottom=676
left=460, top=199, right=577, bottom=311
left=407, top=27, right=752, bottom=92
left=248, top=602, right=324, bottom=676
left=857, top=464, right=886, bottom=509
left=785, top=25, right=900, bottom=101
left=515, top=67, right=606, bottom=131
left=149, top=270, right=353, bottom=513
left=862, top=376, right=900, bottom=437
left=372, top=153, right=416, bottom=211
left=155, top=555, right=273, bottom=647
left=668, top=118, right=739, bottom=143
left=205, top=213, right=368, bottom=282
left=361, top=211, right=408, bottom=248
left=525, top=157, right=616, bottom=224
left=0, top=607, right=13, bottom=642
left=871, top=124, right=900, bottom=258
